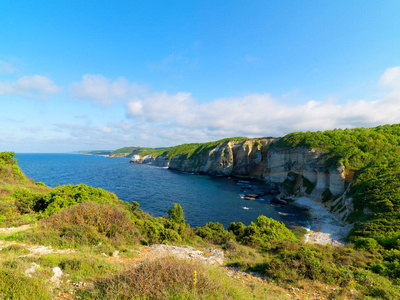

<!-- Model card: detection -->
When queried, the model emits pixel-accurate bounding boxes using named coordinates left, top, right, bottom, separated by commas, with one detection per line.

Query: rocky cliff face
left=130, top=138, right=352, bottom=221
left=110, top=147, right=149, bottom=158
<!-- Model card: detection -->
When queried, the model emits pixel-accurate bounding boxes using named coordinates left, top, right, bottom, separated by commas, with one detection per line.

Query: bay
left=15, top=153, right=309, bottom=229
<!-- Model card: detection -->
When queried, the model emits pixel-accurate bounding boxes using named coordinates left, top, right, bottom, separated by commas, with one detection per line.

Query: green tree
left=167, top=203, right=185, bottom=224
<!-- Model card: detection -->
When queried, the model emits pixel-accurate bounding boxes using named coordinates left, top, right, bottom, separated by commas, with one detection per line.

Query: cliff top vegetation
left=110, top=146, right=153, bottom=156
left=138, top=137, right=251, bottom=161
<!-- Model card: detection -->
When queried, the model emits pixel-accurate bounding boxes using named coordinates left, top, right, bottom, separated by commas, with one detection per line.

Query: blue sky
left=1, top=1, right=400, bottom=152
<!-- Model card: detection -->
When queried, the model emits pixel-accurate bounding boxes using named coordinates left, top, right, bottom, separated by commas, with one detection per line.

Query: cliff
left=110, top=147, right=152, bottom=158
left=130, top=138, right=352, bottom=221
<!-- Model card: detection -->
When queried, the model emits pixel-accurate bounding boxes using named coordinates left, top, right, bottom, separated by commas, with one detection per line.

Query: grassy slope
left=137, top=125, right=400, bottom=249
left=138, top=137, right=250, bottom=161
left=76, top=150, right=113, bottom=155
left=110, top=146, right=153, bottom=157
left=275, top=125, right=400, bottom=243
left=1, top=147, right=400, bottom=299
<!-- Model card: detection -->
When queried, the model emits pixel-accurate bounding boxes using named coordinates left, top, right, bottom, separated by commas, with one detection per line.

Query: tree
left=167, top=203, right=185, bottom=224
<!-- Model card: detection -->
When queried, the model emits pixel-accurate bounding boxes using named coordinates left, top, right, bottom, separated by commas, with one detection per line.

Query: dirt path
left=0, top=224, right=32, bottom=234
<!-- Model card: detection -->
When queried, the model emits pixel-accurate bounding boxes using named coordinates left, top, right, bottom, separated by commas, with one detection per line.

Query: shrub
left=0, top=151, right=26, bottom=183
left=354, top=237, right=383, bottom=252
left=195, top=222, right=232, bottom=244
left=38, top=201, right=138, bottom=247
left=12, top=189, right=42, bottom=214
left=167, top=203, right=185, bottom=224
left=229, top=215, right=298, bottom=248
left=35, top=184, right=122, bottom=217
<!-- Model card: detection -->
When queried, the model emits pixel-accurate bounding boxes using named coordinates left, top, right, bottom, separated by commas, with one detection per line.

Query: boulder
left=270, top=197, right=288, bottom=205
left=246, top=194, right=259, bottom=199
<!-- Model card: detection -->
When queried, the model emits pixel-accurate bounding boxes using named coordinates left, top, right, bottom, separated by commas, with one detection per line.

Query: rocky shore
left=130, top=138, right=356, bottom=245
left=293, top=197, right=352, bottom=246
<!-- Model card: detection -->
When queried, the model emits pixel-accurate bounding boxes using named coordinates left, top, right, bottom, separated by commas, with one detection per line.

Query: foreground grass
left=78, top=255, right=288, bottom=300
left=0, top=234, right=289, bottom=300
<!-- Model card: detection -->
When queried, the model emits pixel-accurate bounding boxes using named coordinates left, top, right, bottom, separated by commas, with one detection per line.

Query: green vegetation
left=3, top=123, right=400, bottom=300
left=272, top=124, right=400, bottom=295
left=138, top=137, right=249, bottom=161
left=0, top=267, right=52, bottom=300
left=111, top=146, right=138, bottom=155
left=229, top=216, right=298, bottom=248
left=274, top=124, right=400, bottom=170
left=79, top=256, right=280, bottom=300
left=76, top=150, right=113, bottom=156
left=110, top=146, right=153, bottom=157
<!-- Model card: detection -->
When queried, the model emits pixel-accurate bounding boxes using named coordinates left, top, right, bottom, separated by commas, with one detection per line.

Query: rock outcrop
left=130, top=138, right=353, bottom=221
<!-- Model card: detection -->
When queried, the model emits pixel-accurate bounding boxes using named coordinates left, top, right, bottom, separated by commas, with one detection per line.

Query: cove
left=16, top=153, right=309, bottom=229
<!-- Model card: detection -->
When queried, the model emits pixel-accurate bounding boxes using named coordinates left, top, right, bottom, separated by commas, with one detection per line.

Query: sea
left=15, top=153, right=309, bottom=229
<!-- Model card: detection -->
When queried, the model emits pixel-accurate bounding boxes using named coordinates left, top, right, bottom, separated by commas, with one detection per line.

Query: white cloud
left=0, top=75, right=61, bottom=98
left=110, top=121, right=132, bottom=131
left=10, top=67, right=399, bottom=152
left=123, top=66, right=400, bottom=144
left=98, top=125, right=113, bottom=133
left=379, top=66, right=400, bottom=89
left=0, top=60, right=18, bottom=74
left=126, top=91, right=195, bottom=122
left=69, top=74, right=147, bottom=107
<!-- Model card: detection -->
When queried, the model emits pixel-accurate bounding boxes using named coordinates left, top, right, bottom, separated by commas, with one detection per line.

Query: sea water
left=16, top=153, right=309, bottom=228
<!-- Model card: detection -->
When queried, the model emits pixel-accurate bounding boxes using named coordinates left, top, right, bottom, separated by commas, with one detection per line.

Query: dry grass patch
left=79, top=255, right=289, bottom=300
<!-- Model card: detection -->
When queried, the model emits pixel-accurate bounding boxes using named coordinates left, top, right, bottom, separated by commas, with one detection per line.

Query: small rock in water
left=270, top=197, right=288, bottom=205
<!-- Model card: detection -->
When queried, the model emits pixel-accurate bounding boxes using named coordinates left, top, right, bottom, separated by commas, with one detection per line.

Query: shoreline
left=292, top=197, right=352, bottom=247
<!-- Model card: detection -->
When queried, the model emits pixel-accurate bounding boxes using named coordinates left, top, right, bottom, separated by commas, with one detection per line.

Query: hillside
left=132, top=124, right=400, bottom=244
left=79, top=146, right=169, bottom=158
left=76, top=150, right=113, bottom=156
left=109, top=146, right=152, bottom=158
left=1, top=145, right=400, bottom=298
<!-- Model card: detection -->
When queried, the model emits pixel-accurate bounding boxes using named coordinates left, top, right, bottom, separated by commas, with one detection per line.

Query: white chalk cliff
left=131, top=138, right=354, bottom=221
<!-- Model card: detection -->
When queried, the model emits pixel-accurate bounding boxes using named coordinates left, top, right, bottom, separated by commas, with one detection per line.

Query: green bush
left=195, top=222, right=232, bottom=244
left=229, top=215, right=298, bottom=248
left=12, top=189, right=42, bottom=214
left=167, top=203, right=185, bottom=224
left=24, top=201, right=140, bottom=248
left=35, top=184, right=122, bottom=217
left=0, top=151, right=26, bottom=183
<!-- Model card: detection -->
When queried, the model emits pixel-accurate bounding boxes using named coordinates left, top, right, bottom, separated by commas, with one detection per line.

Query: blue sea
left=15, top=153, right=309, bottom=229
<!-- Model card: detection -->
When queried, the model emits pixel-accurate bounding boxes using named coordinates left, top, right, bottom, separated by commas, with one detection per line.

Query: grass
left=77, top=255, right=289, bottom=300
left=110, top=146, right=153, bottom=157
left=138, top=137, right=250, bottom=161
left=0, top=157, right=51, bottom=227
left=0, top=268, right=52, bottom=300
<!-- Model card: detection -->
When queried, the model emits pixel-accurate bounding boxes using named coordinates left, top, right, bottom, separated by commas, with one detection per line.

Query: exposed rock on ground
left=148, top=244, right=224, bottom=265
left=51, top=267, right=63, bottom=287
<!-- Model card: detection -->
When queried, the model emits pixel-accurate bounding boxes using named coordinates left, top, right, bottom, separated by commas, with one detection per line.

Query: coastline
left=292, top=197, right=352, bottom=247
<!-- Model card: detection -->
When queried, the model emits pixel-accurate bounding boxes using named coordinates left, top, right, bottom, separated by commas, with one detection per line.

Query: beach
left=293, top=197, right=352, bottom=247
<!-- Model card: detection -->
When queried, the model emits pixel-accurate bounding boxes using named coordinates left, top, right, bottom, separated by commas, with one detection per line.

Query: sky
left=1, top=0, right=400, bottom=153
